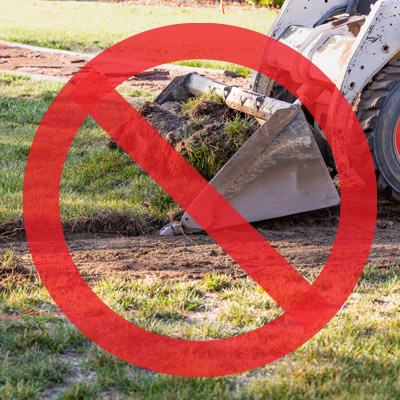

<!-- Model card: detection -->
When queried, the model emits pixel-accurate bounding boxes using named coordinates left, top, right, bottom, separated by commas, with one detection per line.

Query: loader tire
left=356, top=60, right=400, bottom=202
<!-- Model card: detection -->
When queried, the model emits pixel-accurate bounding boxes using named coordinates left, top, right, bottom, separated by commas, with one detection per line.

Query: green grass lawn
left=1, top=249, right=399, bottom=399
left=0, top=0, right=276, bottom=73
left=0, top=72, right=180, bottom=228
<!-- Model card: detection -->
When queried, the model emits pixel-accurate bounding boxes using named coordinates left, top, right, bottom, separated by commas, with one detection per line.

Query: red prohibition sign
left=23, top=24, right=377, bottom=377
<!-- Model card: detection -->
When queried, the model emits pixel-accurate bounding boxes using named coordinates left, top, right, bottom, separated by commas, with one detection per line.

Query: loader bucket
left=156, top=74, right=340, bottom=233
left=181, top=106, right=340, bottom=231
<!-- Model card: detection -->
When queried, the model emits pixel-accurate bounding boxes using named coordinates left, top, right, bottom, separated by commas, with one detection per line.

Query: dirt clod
left=0, top=220, right=25, bottom=240
left=186, top=99, right=235, bottom=120
left=224, top=70, right=245, bottom=78
left=111, top=96, right=258, bottom=181
left=106, top=100, right=186, bottom=150
left=137, top=101, right=186, bottom=136
left=106, top=137, right=119, bottom=149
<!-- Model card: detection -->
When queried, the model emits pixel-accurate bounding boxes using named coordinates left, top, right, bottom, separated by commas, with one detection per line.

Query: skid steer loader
left=159, top=0, right=400, bottom=236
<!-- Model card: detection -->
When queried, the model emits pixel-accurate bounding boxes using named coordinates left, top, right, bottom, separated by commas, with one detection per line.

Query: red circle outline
left=23, top=24, right=377, bottom=377
left=395, top=118, right=400, bottom=160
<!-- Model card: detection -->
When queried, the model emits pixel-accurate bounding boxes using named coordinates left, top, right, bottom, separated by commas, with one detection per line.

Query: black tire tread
left=357, top=60, right=400, bottom=201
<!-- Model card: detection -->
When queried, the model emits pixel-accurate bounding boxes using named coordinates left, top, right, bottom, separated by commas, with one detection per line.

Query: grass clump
left=0, top=249, right=16, bottom=269
left=0, top=249, right=32, bottom=289
left=176, top=96, right=258, bottom=181
left=204, top=272, right=232, bottom=291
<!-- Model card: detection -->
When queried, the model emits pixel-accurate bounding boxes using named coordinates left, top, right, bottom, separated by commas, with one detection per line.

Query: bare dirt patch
left=0, top=43, right=91, bottom=80
left=2, top=197, right=399, bottom=284
left=0, top=42, right=250, bottom=92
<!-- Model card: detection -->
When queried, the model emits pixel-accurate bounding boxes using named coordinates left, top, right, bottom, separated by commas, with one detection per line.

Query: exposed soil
left=64, top=212, right=145, bottom=236
left=74, top=198, right=399, bottom=280
left=2, top=198, right=399, bottom=283
left=0, top=42, right=250, bottom=92
left=0, top=43, right=92, bottom=80
left=0, top=260, right=31, bottom=282
left=0, top=213, right=144, bottom=241
left=1, top=42, right=399, bottom=283
left=138, top=101, right=186, bottom=136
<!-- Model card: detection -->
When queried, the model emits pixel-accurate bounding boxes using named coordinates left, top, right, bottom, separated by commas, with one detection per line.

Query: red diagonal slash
left=69, top=68, right=329, bottom=322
